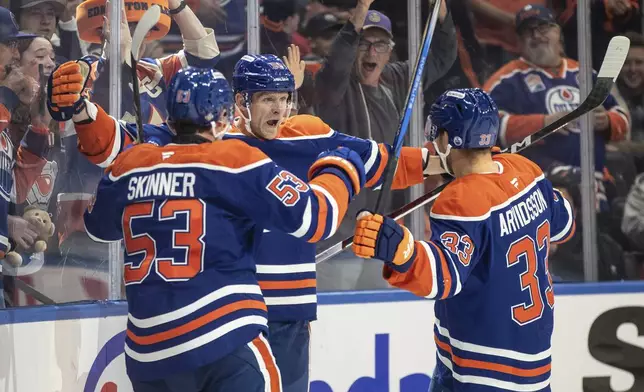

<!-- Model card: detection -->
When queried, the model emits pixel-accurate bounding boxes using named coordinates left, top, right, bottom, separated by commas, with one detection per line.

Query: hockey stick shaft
left=130, top=4, right=161, bottom=144
left=316, top=35, right=629, bottom=264
left=373, top=0, right=441, bottom=213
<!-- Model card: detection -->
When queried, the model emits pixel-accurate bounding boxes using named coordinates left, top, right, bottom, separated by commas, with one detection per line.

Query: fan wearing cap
left=483, top=4, right=629, bottom=213
left=302, top=12, right=344, bottom=62
left=313, top=0, right=455, bottom=290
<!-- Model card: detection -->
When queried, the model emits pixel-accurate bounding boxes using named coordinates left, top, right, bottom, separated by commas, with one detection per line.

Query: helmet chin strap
left=432, top=141, right=454, bottom=177
left=234, top=100, right=263, bottom=139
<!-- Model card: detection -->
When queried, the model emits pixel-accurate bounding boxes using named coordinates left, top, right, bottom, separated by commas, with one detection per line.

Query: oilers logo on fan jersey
left=545, top=86, right=580, bottom=132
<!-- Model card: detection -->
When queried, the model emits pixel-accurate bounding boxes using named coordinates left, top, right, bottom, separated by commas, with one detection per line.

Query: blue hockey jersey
left=74, top=106, right=428, bottom=321
left=385, top=154, right=575, bottom=392
left=83, top=138, right=357, bottom=381
left=483, top=58, right=629, bottom=173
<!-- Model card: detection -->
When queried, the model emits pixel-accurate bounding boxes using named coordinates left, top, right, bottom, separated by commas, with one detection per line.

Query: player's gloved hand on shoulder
left=352, top=211, right=416, bottom=273
left=308, top=147, right=366, bottom=200
left=47, top=55, right=103, bottom=122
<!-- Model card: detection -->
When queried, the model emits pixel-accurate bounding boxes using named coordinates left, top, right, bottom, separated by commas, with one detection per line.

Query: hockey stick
left=129, top=4, right=161, bottom=143
left=373, top=0, right=442, bottom=213
left=316, top=35, right=630, bottom=264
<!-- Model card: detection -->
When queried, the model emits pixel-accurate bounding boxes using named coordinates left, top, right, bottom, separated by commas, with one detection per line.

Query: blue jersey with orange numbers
left=384, top=154, right=575, bottom=392
left=83, top=139, right=355, bottom=381
left=75, top=108, right=426, bottom=321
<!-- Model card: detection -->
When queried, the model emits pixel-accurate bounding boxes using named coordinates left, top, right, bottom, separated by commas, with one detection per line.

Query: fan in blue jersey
left=81, top=67, right=367, bottom=392
left=353, top=88, right=576, bottom=392
left=49, top=54, right=447, bottom=392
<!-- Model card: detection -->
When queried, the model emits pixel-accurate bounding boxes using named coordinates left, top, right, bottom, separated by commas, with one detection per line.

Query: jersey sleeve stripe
left=550, top=188, right=574, bottom=243
left=434, top=336, right=551, bottom=377
left=442, top=249, right=463, bottom=296
left=419, top=241, right=439, bottom=299
left=128, top=284, right=263, bottom=328
left=365, top=144, right=389, bottom=188
left=248, top=334, right=282, bottom=392
left=288, top=198, right=313, bottom=239
left=306, top=191, right=328, bottom=243
left=256, top=264, right=316, bottom=274
left=258, top=279, right=316, bottom=290
left=309, top=156, right=362, bottom=195
left=127, top=299, right=266, bottom=345
left=427, top=241, right=453, bottom=299
left=309, top=178, right=346, bottom=240
left=363, top=140, right=379, bottom=174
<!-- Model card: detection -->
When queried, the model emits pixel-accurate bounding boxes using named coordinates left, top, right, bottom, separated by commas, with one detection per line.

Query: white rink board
left=0, top=283, right=642, bottom=392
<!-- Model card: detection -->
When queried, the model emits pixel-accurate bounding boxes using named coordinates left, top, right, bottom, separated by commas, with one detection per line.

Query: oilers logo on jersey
left=546, top=86, right=581, bottom=132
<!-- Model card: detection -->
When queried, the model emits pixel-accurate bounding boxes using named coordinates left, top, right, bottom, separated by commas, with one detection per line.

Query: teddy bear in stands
left=5, top=206, right=55, bottom=267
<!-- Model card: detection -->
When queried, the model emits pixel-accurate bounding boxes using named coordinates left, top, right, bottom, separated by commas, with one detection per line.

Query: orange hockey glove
left=352, top=211, right=416, bottom=272
left=47, top=55, right=103, bottom=122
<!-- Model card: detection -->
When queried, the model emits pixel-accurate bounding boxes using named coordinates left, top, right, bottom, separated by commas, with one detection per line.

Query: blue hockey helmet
left=426, top=88, right=499, bottom=149
left=166, top=67, right=234, bottom=127
left=232, top=54, right=295, bottom=98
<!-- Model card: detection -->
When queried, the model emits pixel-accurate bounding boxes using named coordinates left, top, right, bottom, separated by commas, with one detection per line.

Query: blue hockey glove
left=308, top=146, right=366, bottom=200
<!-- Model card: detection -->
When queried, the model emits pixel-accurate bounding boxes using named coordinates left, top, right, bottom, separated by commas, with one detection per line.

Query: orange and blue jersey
left=83, top=139, right=356, bottom=381
left=483, top=58, right=629, bottom=174
left=57, top=51, right=218, bottom=246
left=385, top=154, right=574, bottom=391
left=0, top=87, right=49, bottom=258
left=74, top=107, right=427, bottom=322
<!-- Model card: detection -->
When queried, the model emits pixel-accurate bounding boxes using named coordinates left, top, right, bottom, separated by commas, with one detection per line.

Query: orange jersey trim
left=434, top=336, right=551, bottom=377
left=384, top=242, right=435, bottom=298
left=250, top=336, right=282, bottom=392
left=108, top=139, right=270, bottom=177
left=258, top=279, right=316, bottom=290
left=365, top=144, right=389, bottom=188
left=431, top=154, right=544, bottom=218
left=392, top=147, right=425, bottom=189
left=127, top=299, right=267, bottom=345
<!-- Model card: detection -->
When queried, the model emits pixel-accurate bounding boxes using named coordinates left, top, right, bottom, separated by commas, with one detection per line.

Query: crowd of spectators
left=0, top=0, right=643, bottom=306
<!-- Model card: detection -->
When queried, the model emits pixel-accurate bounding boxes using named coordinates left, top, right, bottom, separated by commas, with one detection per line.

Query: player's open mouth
left=267, top=120, right=279, bottom=126
left=362, top=62, right=377, bottom=72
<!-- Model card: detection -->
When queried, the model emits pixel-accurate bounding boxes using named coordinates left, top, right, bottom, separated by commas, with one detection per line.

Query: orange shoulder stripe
left=483, top=60, right=530, bottom=92
left=109, top=139, right=270, bottom=177
left=278, top=114, right=333, bottom=138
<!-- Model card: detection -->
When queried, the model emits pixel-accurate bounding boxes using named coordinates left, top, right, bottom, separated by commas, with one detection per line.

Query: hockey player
left=352, top=88, right=576, bottom=392
left=48, top=53, right=446, bottom=392
left=83, top=67, right=367, bottom=391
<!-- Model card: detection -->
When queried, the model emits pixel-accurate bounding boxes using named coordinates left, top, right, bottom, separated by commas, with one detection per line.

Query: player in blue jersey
left=353, top=88, right=576, bottom=392
left=48, top=54, right=446, bottom=392
left=81, top=67, right=367, bottom=391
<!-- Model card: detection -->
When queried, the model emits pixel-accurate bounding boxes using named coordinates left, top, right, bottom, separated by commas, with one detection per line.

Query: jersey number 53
left=122, top=199, right=206, bottom=285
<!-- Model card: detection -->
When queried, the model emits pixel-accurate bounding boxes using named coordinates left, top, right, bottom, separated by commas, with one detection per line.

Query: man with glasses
left=483, top=4, right=629, bottom=213
left=313, top=0, right=456, bottom=290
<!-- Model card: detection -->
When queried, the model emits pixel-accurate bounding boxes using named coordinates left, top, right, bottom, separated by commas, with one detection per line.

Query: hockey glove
left=353, top=211, right=416, bottom=273
left=47, top=55, right=104, bottom=122
left=308, top=147, right=366, bottom=200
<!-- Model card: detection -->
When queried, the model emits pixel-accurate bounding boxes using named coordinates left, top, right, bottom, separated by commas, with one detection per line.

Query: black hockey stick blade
left=315, top=35, right=630, bottom=265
